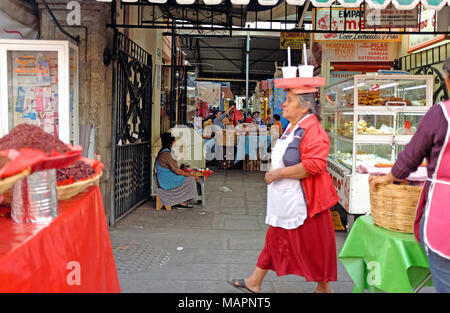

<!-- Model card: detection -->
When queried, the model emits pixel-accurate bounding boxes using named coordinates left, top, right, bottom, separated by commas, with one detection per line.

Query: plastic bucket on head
left=298, top=65, right=314, bottom=77
left=282, top=66, right=297, bottom=78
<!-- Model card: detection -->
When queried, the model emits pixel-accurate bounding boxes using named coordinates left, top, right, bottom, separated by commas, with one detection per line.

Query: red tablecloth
left=0, top=186, right=121, bottom=293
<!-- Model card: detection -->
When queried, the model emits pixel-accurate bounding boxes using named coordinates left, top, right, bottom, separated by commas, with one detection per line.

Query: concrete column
left=37, top=0, right=114, bottom=221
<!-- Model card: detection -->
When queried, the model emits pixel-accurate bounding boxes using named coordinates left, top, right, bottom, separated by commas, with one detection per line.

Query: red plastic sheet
left=0, top=186, right=121, bottom=293
left=31, top=145, right=82, bottom=172
left=0, top=148, right=46, bottom=178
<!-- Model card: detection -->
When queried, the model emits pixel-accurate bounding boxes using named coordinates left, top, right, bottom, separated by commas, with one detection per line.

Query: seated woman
left=155, top=132, right=198, bottom=210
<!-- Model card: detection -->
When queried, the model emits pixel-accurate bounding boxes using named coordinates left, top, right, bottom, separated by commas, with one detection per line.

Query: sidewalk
left=108, top=168, right=431, bottom=293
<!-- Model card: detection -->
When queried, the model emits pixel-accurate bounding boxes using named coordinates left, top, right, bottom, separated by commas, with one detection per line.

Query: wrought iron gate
left=396, top=42, right=449, bottom=104
left=111, top=32, right=153, bottom=226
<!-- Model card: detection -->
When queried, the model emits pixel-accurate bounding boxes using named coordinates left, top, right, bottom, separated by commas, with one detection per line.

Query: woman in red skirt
left=228, top=80, right=339, bottom=293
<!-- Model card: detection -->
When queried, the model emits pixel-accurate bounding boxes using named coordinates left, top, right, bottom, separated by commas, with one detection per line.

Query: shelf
left=323, top=107, right=354, bottom=112
left=324, top=106, right=428, bottom=114
left=328, top=132, right=415, bottom=144
left=328, top=133, right=353, bottom=143
left=353, top=106, right=429, bottom=113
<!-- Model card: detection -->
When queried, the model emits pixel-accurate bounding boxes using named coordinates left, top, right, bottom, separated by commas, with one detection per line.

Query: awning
left=98, top=0, right=450, bottom=11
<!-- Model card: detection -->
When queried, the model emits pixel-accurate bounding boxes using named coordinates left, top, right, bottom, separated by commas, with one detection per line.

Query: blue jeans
left=420, top=213, right=450, bottom=293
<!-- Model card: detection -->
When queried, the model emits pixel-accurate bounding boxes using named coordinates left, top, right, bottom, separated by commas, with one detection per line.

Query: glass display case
left=0, top=39, right=78, bottom=144
left=356, top=76, right=429, bottom=107
left=324, top=111, right=335, bottom=134
left=357, top=113, right=394, bottom=136
left=337, top=111, right=354, bottom=138
left=323, top=74, right=433, bottom=215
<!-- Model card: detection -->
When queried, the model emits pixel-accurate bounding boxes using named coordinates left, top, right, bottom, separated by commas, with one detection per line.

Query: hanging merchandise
left=196, top=81, right=221, bottom=109
left=196, top=98, right=210, bottom=118
left=231, top=107, right=243, bottom=126
left=269, top=80, right=289, bottom=130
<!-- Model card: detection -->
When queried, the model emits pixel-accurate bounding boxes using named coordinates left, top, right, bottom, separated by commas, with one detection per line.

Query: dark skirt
left=256, top=209, right=337, bottom=282
left=157, top=176, right=198, bottom=206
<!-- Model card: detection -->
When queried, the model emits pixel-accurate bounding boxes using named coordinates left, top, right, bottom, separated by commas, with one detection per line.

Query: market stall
left=0, top=185, right=121, bottom=292
left=323, top=74, right=434, bottom=217
left=234, top=124, right=275, bottom=172
left=326, top=73, right=436, bottom=293
left=0, top=126, right=119, bottom=292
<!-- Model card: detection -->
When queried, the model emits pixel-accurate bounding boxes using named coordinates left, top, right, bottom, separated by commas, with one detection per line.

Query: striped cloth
left=157, top=176, right=198, bottom=206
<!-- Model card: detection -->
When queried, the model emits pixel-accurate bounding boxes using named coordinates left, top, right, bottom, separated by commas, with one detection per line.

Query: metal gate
left=396, top=42, right=449, bottom=104
left=111, top=32, right=153, bottom=226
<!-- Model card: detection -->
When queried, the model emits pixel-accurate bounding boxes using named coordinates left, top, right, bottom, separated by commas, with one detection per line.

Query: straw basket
left=370, top=183, right=423, bottom=233
left=56, top=171, right=103, bottom=201
left=0, top=168, right=31, bottom=195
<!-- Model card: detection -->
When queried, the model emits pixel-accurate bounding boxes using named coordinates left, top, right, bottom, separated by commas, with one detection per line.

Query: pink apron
left=421, top=100, right=450, bottom=259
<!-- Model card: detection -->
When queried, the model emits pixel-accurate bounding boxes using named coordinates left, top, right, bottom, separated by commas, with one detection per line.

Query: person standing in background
left=271, top=114, right=283, bottom=137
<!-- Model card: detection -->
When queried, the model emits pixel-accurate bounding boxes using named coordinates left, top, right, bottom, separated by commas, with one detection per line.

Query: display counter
left=323, top=74, right=433, bottom=215
left=0, top=185, right=121, bottom=293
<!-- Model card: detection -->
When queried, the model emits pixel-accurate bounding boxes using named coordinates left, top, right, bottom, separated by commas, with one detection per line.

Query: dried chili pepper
left=56, top=160, right=96, bottom=183
left=0, top=124, right=69, bottom=155
left=0, top=156, right=10, bottom=170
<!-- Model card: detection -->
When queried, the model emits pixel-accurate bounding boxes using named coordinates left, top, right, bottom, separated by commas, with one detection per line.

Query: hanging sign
left=313, top=7, right=401, bottom=42
left=364, top=4, right=419, bottom=28
left=407, top=5, right=447, bottom=53
left=322, top=42, right=398, bottom=62
left=280, top=33, right=310, bottom=49
left=329, top=71, right=362, bottom=84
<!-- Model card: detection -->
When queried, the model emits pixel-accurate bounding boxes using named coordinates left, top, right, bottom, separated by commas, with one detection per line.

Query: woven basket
left=57, top=171, right=103, bottom=201
left=370, top=183, right=423, bottom=233
left=0, top=168, right=31, bottom=194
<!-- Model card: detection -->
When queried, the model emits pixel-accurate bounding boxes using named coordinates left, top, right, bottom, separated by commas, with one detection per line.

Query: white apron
left=266, top=120, right=308, bottom=230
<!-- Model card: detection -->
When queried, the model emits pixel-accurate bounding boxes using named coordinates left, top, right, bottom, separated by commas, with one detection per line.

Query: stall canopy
left=97, top=0, right=449, bottom=11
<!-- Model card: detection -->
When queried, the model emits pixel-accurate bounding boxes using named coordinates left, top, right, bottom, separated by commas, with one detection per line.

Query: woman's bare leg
left=316, top=282, right=333, bottom=293
left=234, top=266, right=268, bottom=293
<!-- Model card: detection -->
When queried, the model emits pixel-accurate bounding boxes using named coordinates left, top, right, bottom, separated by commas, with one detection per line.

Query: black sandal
left=227, top=279, right=256, bottom=293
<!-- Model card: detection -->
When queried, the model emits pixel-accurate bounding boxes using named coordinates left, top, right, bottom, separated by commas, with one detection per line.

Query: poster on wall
left=9, top=51, right=59, bottom=134
left=364, top=4, right=418, bottom=28
left=313, top=7, right=401, bottom=42
left=407, top=6, right=447, bottom=53
left=322, top=42, right=398, bottom=62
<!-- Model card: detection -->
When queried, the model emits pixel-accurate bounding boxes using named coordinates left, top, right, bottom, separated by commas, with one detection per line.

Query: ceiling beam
left=198, top=39, right=242, bottom=70
left=186, top=57, right=278, bottom=63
